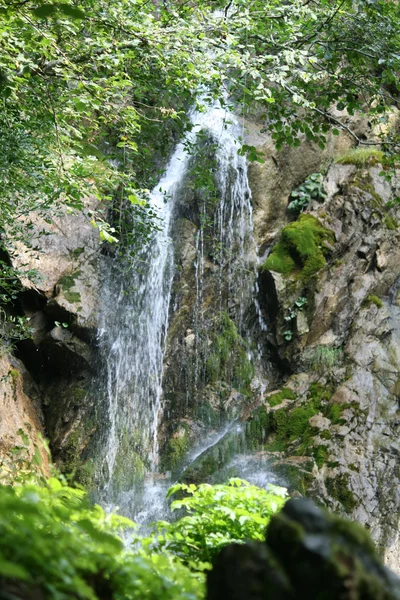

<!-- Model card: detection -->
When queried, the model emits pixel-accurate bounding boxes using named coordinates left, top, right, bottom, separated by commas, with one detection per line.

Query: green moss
left=64, top=291, right=81, bottom=304
left=273, top=402, right=319, bottom=442
left=263, top=242, right=296, bottom=275
left=75, top=460, right=96, bottom=487
left=8, top=368, right=19, bottom=385
left=363, top=294, right=383, bottom=309
left=206, top=312, right=254, bottom=393
left=384, top=215, right=398, bottom=230
left=267, top=387, right=297, bottom=407
left=320, top=429, right=332, bottom=440
left=161, top=424, right=190, bottom=472
left=313, top=445, right=329, bottom=468
left=324, top=402, right=346, bottom=425
left=308, top=383, right=332, bottom=405
left=263, top=214, right=335, bottom=281
left=112, top=445, right=145, bottom=493
left=246, top=405, right=272, bottom=448
left=333, top=516, right=377, bottom=557
left=326, top=473, right=358, bottom=512
left=336, top=147, right=384, bottom=166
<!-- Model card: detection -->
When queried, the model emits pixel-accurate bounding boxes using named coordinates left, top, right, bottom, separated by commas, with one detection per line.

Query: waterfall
left=95, top=97, right=272, bottom=521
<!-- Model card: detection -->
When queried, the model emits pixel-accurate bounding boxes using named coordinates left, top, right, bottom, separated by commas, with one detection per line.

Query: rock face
left=0, top=353, right=50, bottom=478
left=207, top=498, right=400, bottom=600
left=1, top=198, right=102, bottom=476
left=173, top=141, right=400, bottom=569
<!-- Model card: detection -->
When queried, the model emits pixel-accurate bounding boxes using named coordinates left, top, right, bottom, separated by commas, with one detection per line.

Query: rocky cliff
left=2, top=114, right=400, bottom=570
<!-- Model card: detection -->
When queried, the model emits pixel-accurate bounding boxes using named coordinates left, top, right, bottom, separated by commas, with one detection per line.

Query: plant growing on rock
left=288, top=173, right=327, bottom=214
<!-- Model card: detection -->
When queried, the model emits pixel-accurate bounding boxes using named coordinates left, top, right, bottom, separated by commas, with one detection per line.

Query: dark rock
left=207, top=498, right=400, bottom=600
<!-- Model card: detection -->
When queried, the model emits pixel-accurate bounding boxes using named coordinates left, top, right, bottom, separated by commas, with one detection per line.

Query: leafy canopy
left=0, top=0, right=399, bottom=309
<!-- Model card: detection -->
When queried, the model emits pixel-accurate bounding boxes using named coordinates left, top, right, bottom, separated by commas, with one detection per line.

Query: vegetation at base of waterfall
left=0, top=0, right=399, bottom=316
left=0, top=476, right=287, bottom=600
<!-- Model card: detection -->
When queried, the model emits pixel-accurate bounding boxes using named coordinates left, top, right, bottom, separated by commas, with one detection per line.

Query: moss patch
left=267, top=388, right=297, bottom=407
left=326, top=473, right=358, bottom=512
left=384, top=215, right=398, bottom=230
left=58, top=271, right=82, bottom=304
left=336, top=148, right=384, bottom=166
left=246, top=405, right=272, bottom=449
left=206, top=311, right=254, bottom=394
left=263, top=214, right=335, bottom=281
left=161, top=424, right=190, bottom=473
left=363, top=295, right=383, bottom=309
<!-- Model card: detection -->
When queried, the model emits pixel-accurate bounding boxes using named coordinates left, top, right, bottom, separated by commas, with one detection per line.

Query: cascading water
left=95, top=97, right=275, bottom=522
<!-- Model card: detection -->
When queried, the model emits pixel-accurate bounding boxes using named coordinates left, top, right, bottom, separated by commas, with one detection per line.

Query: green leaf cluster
left=288, top=173, right=327, bottom=214
left=0, top=478, right=203, bottom=599
left=150, top=479, right=287, bottom=566
left=0, top=476, right=288, bottom=599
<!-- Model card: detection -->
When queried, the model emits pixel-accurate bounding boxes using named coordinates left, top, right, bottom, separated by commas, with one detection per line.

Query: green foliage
left=0, top=478, right=204, bottom=600
left=268, top=388, right=297, bottom=407
left=325, top=474, right=358, bottom=512
left=0, top=477, right=289, bottom=599
left=336, top=148, right=385, bottom=166
left=273, top=403, right=320, bottom=443
left=308, top=345, right=343, bottom=374
left=363, top=295, right=383, bottom=309
left=264, top=215, right=335, bottom=280
left=288, top=173, right=327, bottom=214
left=384, top=215, right=398, bottom=230
left=151, top=479, right=287, bottom=565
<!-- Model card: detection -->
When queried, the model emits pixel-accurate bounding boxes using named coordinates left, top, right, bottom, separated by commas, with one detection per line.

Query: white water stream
left=96, top=98, right=274, bottom=522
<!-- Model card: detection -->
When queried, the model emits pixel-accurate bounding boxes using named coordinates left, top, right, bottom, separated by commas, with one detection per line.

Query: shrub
left=0, top=477, right=288, bottom=599
left=150, top=479, right=287, bottom=565
left=0, top=479, right=203, bottom=600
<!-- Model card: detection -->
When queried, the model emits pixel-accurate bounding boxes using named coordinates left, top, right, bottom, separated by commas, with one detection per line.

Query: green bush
left=0, top=478, right=287, bottom=599
left=0, top=479, right=203, bottom=600
left=150, top=479, right=287, bottom=565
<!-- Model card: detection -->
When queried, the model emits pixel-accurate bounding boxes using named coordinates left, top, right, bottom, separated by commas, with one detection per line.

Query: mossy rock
left=57, top=271, right=82, bottom=304
left=267, top=388, right=297, bottom=407
left=205, top=311, right=254, bottom=395
left=246, top=405, right=272, bottom=449
left=363, top=295, right=383, bottom=309
left=325, top=473, right=358, bottom=512
left=160, top=423, right=191, bottom=473
left=336, top=147, right=384, bottom=166
left=263, top=214, right=335, bottom=281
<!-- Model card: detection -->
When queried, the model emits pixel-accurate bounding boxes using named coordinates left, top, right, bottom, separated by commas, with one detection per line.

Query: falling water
left=95, top=97, right=274, bottom=521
